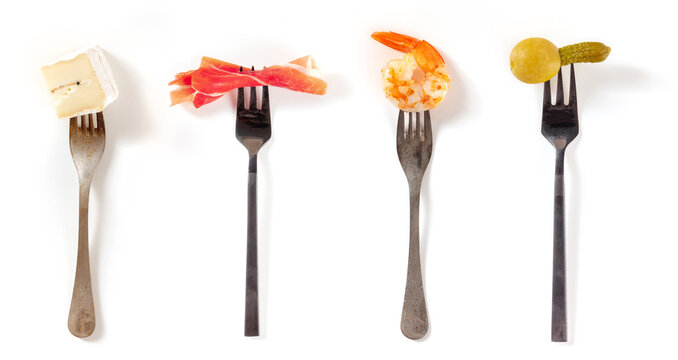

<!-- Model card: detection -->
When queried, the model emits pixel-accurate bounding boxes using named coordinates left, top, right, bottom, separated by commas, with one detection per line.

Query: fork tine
left=408, top=112, right=414, bottom=141
left=261, top=86, right=270, bottom=113
left=237, top=67, right=245, bottom=112
left=249, top=88, right=257, bottom=110
left=415, top=112, right=421, bottom=140
left=568, top=64, right=577, bottom=108
left=249, top=66, right=257, bottom=110
left=260, top=66, right=270, bottom=113
left=69, top=117, right=77, bottom=137
left=96, top=112, right=105, bottom=132
left=237, top=86, right=245, bottom=111
left=397, top=110, right=405, bottom=143
left=87, top=114, right=94, bottom=134
left=555, top=69, right=564, bottom=105
left=543, top=79, right=552, bottom=108
left=424, top=110, right=432, bottom=144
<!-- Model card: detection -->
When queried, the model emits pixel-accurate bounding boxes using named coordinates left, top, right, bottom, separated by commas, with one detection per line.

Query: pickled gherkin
left=559, top=42, right=611, bottom=66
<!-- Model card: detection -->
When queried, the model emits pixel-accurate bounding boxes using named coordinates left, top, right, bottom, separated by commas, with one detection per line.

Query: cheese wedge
left=42, top=47, right=118, bottom=118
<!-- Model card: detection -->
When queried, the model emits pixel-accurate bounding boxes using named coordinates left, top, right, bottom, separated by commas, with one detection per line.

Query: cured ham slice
left=170, top=55, right=326, bottom=108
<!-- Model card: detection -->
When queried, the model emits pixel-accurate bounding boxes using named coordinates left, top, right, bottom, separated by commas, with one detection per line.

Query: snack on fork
left=169, top=55, right=327, bottom=109
left=372, top=31, right=451, bottom=111
left=510, top=38, right=610, bottom=84
left=41, top=46, right=118, bottom=119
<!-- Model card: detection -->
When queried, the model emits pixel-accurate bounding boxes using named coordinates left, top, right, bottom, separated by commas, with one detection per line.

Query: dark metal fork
left=542, top=64, right=578, bottom=342
left=235, top=67, right=271, bottom=337
left=396, top=110, right=432, bottom=340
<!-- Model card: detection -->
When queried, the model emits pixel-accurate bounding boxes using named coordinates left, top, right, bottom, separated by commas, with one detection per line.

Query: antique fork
left=68, top=112, right=105, bottom=338
left=542, top=64, right=578, bottom=342
left=235, top=69, right=271, bottom=337
left=396, top=110, right=432, bottom=340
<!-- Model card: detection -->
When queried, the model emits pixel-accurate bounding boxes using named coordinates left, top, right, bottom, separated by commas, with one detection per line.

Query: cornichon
left=559, top=42, right=611, bottom=66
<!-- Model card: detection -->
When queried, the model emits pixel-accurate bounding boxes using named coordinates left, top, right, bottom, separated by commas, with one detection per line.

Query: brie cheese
left=42, top=46, right=118, bottom=119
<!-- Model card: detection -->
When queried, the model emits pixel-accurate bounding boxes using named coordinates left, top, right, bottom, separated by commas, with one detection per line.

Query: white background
left=1, top=0, right=676, bottom=358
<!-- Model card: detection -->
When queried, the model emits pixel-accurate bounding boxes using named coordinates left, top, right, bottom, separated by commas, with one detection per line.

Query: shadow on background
left=552, top=63, right=647, bottom=344
left=419, top=53, right=467, bottom=305
left=576, top=64, right=650, bottom=104
left=85, top=52, right=152, bottom=341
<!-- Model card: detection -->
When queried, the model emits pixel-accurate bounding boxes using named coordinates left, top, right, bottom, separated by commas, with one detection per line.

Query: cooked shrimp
left=372, top=31, right=450, bottom=112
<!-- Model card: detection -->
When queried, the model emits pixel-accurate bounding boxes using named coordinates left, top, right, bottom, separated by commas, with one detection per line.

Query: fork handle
left=68, top=180, right=95, bottom=338
left=401, top=182, right=428, bottom=340
left=552, top=148, right=567, bottom=342
left=245, top=154, right=259, bottom=337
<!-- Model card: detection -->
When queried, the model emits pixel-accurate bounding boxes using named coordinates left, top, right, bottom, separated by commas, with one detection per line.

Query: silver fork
left=396, top=110, right=432, bottom=340
left=67, top=112, right=105, bottom=338
left=541, top=64, right=578, bottom=342
left=235, top=70, right=271, bottom=337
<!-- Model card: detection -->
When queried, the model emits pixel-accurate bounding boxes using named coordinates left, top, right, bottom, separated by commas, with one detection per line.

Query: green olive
left=510, top=38, right=561, bottom=84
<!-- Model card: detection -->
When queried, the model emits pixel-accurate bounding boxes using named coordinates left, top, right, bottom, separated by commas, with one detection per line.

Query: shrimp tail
left=371, top=31, right=421, bottom=53
left=373, top=32, right=445, bottom=73
left=415, top=40, right=446, bottom=71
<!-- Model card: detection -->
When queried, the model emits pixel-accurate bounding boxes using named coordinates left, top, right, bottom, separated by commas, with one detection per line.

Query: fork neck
left=555, top=149, right=565, bottom=174
left=78, top=177, right=93, bottom=213
left=249, top=154, right=257, bottom=174
left=407, top=179, right=423, bottom=199
left=554, top=146, right=567, bottom=199
left=78, top=174, right=94, bottom=187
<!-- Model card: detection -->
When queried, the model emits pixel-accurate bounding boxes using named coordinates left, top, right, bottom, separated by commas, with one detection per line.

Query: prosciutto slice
left=169, top=55, right=327, bottom=108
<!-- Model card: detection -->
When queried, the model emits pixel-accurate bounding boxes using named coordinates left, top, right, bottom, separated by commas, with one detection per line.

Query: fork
left=67, top=112, right=105, bottom=338
left=235, top=68, right=271, bottom=337
left=542, top=64, right=578, bottom=342
left=396, top=110, right=432, bottom=340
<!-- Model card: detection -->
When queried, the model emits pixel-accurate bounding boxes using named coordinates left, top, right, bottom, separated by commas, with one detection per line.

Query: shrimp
left=372, top=31, right=450, bottom=112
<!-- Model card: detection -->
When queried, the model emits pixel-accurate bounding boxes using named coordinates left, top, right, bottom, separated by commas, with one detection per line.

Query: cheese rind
left=42, top=46, right=118, bottom=119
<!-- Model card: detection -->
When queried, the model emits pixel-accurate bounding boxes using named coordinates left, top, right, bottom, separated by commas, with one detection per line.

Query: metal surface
left=235, top=70, right=271, bottom=337
left=67, top=112, right=105, bottom=338
left=396, top=110, right=432, bottom=340
left=541, top=65, right=578, bottom=342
